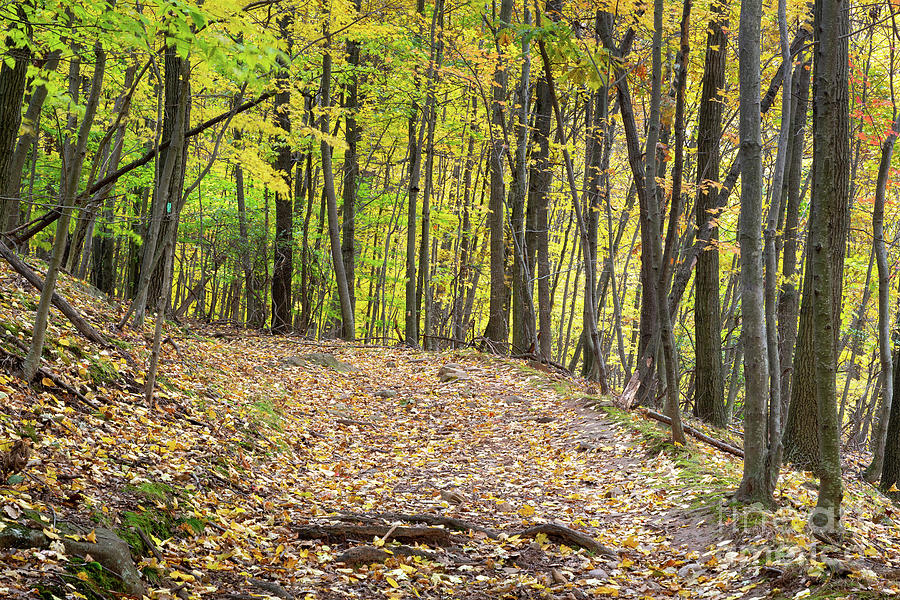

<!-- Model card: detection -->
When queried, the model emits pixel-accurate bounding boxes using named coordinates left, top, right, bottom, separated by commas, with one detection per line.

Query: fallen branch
left=6, top=92, right=277, bottom=246
left=640, top=409, right=745, bottom=458
left=515, top=522, right=616, bottom=557
left=0, top=346, right=99, bottom=411
left=0, top=240, right=109, bottom=347
left=339, top=512, right=500, bottom=539
left=295, top=523, right=452, bottom=546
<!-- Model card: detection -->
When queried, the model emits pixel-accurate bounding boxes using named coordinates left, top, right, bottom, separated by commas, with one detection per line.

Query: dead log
left=339, top=512, right=500, bottom=540
left=515, top=523, right=615, bottom=557
left=0, top=240, right=109, bottom=347
left=295, top=523, right=452, bottom=546
left=640, top=409, right=745, bottom=458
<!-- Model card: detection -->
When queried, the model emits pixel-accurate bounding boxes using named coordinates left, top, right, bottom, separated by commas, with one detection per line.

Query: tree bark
left=863, top=109, right=900, bottom=482
left=805, top=0, right=849, bottom=538
left=0, top=8, right=31, bottom=233
left=320, top=47, right=355, bottom=340
left=340, top=0, right=363, bottom=338
left=692, top=0, right=727, bottom=428
left=23, top=43, right=106, bottom=380
left=271, top=15, right=293, bottom=333
left=483, top=0, right=514, bottom=353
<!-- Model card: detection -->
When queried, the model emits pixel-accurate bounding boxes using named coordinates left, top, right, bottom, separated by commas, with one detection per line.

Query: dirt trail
left=195, top=337, right=760, bottom=599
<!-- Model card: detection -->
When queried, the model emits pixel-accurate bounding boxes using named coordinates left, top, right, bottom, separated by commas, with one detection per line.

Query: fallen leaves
left=1, top=261, right=899, bottom=600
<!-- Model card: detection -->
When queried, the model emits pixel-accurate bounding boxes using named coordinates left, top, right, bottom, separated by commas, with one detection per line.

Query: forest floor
left=1, top=261, right=900, bottom=600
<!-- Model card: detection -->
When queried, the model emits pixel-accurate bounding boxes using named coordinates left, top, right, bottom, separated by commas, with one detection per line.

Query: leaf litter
left=0, top=262, right=899, bottom=600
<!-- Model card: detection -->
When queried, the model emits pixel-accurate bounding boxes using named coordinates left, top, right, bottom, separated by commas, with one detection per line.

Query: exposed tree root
left=336, top=544, right=438, bottom=566
left=0, top=522, right=146, bottom=596
left=516, top=523, right=616, bottom=557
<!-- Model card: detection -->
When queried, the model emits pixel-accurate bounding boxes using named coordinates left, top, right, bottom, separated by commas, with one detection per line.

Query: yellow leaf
left=888, top=483, right=899, bottom=493
left=76, top=571, right=90, bottom=582
left=592, top=586, right=619, bottom=597
left=518, top=504, right=535, bottom=518
left=85, top=530, right=97, bottom=543
left=58, top=337, right=70, bottom=347
left=386, top=576, right=399, bottom=588
left=41, top=377, right=55, bottom=387
left=622, top=535, right=639, bottom=548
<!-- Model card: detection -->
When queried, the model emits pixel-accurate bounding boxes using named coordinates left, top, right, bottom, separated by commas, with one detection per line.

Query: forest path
left=3, top=268, right=899, bottom=600
left=188, top=334, right=761, bottom=599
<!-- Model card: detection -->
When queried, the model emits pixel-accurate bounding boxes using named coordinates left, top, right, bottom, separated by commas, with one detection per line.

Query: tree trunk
left=805, top=0, right=850, bottom=537
left=271, top=16, right=293, bottom=333
left=483, top=0, right=514, bottom=352
left=511, top=7, right=537, bottom=357
left=526, top=1, right=557, bottom=361
left=734, top=0, right=771, bottom=504
left=130, top=49, right=190, bottom=327
left=777, top=51, right=812, bottom=423
left=320, top=47, right=355, bottom=340
left=692, top=0, right=727, bottom=428
left=417, top=0, right=445, bottom=350
left=579, top=10, right=610, bottom=389
left=863, top=109, right=900, bottom=482
left=340, top=0, right=362, bottom=338
left=0, top=10, right=31, bottom=233
left=23, top=43, right=106, bottom=380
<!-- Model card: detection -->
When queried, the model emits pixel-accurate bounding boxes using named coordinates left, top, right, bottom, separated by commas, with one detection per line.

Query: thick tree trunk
left=782, top=0, right=849, bottom=499
left=526, top=1, right=557, bottom=361
left=2, top=50, right=60, bottom=235
left=734, top=0, right=770, bottom=505
left=483, top=0, right=514, bottom=352
left=692, top=0, right=727, bottom=428
left=270, top=29, right=293, bottom=333
left=340, top=0, right=363, bottom=338
left=805, top=0, right=849, bottom=537
left=0, top=13, right=31, bottom=233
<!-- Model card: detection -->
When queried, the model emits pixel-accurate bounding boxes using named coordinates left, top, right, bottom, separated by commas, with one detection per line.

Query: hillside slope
left=1, top=260, right=899, bottom=600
